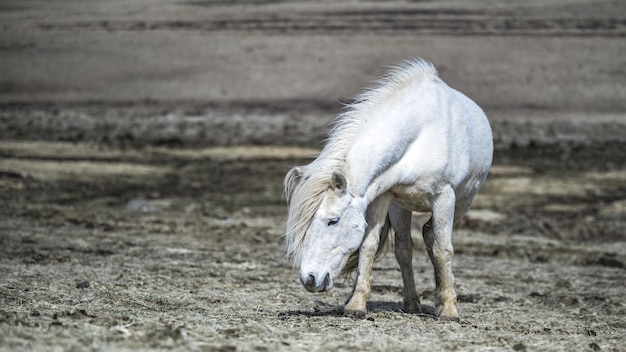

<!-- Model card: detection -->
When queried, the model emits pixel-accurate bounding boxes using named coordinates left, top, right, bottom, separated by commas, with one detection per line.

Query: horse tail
left=341, top=214, right=393, bottom=275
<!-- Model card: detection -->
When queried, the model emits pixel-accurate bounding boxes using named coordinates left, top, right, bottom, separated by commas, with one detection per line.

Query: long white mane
left=284, top=59, right=439, bottom=264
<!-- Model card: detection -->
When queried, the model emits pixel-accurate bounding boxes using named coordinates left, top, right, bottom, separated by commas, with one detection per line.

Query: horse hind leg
left=389, top=204, right=422, bottom=314
left=423, top=187, right=459, bottom=321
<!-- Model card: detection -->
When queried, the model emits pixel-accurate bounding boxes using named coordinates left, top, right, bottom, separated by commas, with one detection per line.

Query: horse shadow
left=278, top=300, right=438, bottom=320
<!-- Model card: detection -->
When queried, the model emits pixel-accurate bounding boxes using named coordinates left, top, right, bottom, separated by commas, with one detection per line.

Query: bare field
left=1, top=134, right=625, bottom=351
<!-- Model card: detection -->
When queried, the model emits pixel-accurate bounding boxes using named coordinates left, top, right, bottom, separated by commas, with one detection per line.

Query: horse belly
left=389, top=183, right=435, bottom=213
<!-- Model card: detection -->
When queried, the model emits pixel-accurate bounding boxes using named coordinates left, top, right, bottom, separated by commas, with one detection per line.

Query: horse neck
left=342, top=134, right=395, bottom=201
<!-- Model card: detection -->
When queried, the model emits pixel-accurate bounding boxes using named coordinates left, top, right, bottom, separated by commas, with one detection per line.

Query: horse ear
left=290, top=167, right=304, bottom=182
left=330, top=171, right=347, bottom=193
left=286, top=166, right=306, bottom=191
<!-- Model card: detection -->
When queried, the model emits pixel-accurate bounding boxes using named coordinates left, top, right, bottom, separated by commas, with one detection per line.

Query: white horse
left=284, top=59, right=493, bottom=320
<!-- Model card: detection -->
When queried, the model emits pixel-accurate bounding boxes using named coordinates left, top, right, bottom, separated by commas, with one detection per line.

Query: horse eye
left=327, top=217, right=340, bottom=226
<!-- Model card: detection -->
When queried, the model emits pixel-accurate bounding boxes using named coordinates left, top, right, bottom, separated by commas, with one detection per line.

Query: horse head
left=287, top=169, right=367, bottom=292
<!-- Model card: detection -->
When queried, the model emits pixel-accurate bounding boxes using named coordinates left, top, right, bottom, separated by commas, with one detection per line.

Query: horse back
left=383, top=79, right=493, bottom=213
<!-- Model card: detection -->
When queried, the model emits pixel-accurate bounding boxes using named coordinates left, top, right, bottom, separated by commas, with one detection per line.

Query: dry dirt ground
left=0, top=132, right=625, bottom=352
left=1, top=0, right=626, bottom=351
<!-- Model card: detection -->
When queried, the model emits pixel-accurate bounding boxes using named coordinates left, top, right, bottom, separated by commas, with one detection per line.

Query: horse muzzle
left=300, top=272, right=332, bottom=292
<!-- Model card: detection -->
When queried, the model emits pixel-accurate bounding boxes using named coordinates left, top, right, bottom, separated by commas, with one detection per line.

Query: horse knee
left=433, top=243, right=454, bottom=264
left=360, top=238, right=379, bottom=257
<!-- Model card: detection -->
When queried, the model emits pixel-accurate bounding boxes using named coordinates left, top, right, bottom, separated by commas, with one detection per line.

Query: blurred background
left=1, top=0, right=625, bottom=146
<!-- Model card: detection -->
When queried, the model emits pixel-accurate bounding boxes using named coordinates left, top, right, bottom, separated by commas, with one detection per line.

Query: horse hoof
left=403, top=301, right=423, bottom=314
left=436, top=303, right=459, bottom=322
left=344, top=308, right=367, bottom=319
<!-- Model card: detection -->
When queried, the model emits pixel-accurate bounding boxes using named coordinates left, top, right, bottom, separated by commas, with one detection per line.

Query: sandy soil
left=1, top=0, right=625, bottom=351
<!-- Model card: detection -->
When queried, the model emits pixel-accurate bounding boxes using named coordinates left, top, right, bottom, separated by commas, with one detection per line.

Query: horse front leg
left=344, top=195, right=392, bottom=318
left=423, top=187, right=459, bottom=321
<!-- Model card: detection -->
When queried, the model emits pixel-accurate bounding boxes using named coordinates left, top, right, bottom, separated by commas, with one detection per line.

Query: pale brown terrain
left=1, top=1, right=625, bottom=351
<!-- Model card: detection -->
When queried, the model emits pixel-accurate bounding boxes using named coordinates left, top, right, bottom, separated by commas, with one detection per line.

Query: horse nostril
left=303, top=274, right=316, bottom=289
left=301, top=273, right=331, bottom=292
left=322, top=273, right=330, bottom=289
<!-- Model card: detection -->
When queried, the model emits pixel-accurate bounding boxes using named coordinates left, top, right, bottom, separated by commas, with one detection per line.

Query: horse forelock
left=284, top=162, right=338, bottom=265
